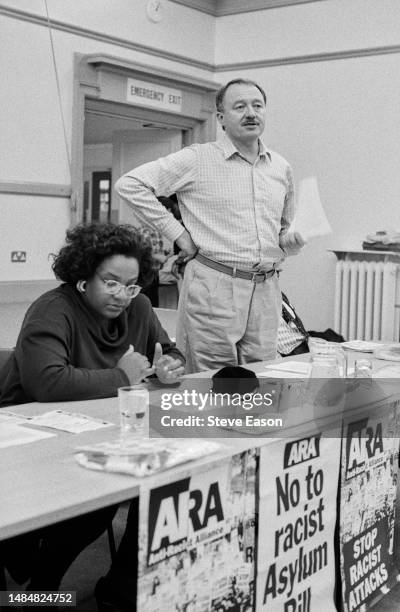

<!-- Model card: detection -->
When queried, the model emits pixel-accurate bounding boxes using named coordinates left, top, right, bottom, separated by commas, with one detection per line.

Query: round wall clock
left=146, top=0, right=164, bottom=23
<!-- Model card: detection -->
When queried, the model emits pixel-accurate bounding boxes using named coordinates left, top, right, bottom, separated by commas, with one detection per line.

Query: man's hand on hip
left=280, top=231, right=306, bottom=256
left=175, top=229, right=198, bottom=263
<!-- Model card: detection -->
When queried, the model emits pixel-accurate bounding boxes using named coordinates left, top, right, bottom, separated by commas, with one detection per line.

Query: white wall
left=2, top=0, right=400, bottom=335
left=0, top=194, right=70, bottom=280
left=84, top=144, right=113, bottom=172
left=2, top=0, right=215, bottom=66
left=215, top=0, right=400, bottom=63
left=216, top=0, right=400, bottom=331
left=0, top=0, right=215, bottom=282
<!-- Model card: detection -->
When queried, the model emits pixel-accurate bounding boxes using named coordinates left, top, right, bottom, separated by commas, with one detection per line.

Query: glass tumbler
left=118, top=384, right=149, bottom=437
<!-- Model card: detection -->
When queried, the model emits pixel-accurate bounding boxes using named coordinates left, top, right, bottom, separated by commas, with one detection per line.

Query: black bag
left=211, top=366, right=259, bottom=395
left=308, top=328, right=345, bottom=343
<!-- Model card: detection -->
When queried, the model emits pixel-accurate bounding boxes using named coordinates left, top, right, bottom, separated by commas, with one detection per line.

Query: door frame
left=71, top=53, right=219, bottom=224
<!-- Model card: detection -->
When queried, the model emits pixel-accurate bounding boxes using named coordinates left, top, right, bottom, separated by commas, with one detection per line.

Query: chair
left=153, top=307, right=178, bottom=341
left=107, top=524, right=116, bottom=561
left=0, top=348, right=13, bottom=373
left=0, top=349, right=13, bottom=400
left=158, top=283, right=179, bottom=309
left=0, top=564, right=6, bottom=591
left=0, top=352, right=12, bottom=591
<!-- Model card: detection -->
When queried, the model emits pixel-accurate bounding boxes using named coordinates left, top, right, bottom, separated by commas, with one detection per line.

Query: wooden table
left=1, top=351, right=397, bottom=541
left=0, top=394, right=264, bottom=541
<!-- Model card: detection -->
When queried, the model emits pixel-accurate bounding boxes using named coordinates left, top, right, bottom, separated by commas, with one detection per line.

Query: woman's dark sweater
left=0, top=284, right=183, bottom=406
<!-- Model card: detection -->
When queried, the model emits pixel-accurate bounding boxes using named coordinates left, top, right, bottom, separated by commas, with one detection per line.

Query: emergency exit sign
left=127, top=78, right=182, bottom=113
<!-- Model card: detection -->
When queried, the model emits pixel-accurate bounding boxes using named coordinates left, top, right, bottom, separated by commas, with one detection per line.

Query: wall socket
left=11, top=251, right=27, bottom=262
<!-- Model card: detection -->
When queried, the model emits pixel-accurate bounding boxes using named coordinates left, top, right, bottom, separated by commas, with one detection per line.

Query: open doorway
left=82, top=102, right=187, bottom=308
left=73, top=55, right=219, bottom=307
left=83, top=101, right=185, bottom=224
left=72, top=53, right=219, bottom=224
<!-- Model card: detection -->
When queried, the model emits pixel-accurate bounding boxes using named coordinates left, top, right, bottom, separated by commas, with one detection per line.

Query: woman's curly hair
left=52, top=223, right=154, bottom=287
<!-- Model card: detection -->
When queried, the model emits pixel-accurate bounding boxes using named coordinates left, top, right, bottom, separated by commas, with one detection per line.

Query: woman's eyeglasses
left=96, top=274, right=142, bottom=299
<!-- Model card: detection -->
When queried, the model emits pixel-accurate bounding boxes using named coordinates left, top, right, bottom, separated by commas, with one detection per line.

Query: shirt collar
left=258, top=139, right=272, bottom=161
left=220, top=133, right=271, bottom=161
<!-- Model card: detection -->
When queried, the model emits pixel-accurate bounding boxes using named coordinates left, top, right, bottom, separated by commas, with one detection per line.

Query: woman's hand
left=117, top=345, right=154, bottom=384
left=152, top=342, right=185, bottom=384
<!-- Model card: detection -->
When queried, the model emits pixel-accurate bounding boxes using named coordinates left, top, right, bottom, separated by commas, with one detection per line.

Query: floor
left=373, top=583, right=400, bottom=611
left=3, top=505, right=129, bottom=612
left=3, top=504, right=400, bottom=611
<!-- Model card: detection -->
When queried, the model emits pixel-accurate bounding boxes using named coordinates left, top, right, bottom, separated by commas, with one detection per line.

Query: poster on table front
left=257, top=430, right=341, bottom=612
left=138, top=449, right=258, bottom=611
left=339, top=397, right=400, bottom=612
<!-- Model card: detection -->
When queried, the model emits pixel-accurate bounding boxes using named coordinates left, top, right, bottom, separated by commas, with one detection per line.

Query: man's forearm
left=115, top=175, right=184, bottom=243
left=175, top=228, right=198, bottom=263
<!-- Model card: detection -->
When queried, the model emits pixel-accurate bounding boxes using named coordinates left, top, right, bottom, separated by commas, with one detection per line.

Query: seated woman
left=1, top=223, right=184, bottom=405
left=0, top=223, right=184, bottom=604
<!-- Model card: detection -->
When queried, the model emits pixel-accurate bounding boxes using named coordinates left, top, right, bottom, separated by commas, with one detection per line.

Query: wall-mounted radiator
left=334, top=258, right=400, bottom=341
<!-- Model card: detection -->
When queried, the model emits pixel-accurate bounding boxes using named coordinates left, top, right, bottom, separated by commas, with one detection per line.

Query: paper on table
left=260, top=361, right=311, bottom=378
left=264, top=360, right=311, bottom=374
left=0, top=423, right=56, bottom=448
left=341, top=340, right=382, bottom=353
left=0, top=411, right=31, bottom=425
left=259, top=370, right=310, bottom=379
left=29, top=410, right=113, bottom=433
left=290, top=176, right=332, bottom=239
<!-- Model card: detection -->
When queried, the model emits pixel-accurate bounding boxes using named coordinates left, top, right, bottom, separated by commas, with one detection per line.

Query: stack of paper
left=75, top=438, right=221, bottom=477
left=29, top=410, right=113, bottom=433
left=290, top=176, right=332, bottom=240
left=260, top=360, right=311, bottom=378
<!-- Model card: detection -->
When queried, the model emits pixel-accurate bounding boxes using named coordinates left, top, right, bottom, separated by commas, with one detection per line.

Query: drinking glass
left=118, top=384, right=149, bottom=438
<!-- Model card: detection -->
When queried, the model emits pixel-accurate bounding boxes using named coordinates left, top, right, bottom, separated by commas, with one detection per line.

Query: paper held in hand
left=290, top=176, right=332, bottom=239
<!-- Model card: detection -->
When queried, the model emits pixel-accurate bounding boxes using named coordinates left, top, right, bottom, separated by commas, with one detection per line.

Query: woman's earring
left=76, top=280, right=86, bottom=293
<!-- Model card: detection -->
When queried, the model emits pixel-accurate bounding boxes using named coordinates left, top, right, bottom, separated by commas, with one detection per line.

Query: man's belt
left=196, top=253, right=275, bottom=283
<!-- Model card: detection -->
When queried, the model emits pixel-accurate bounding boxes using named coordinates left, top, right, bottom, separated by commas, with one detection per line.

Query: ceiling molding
left=216, top=0, right=326, bottom=17
left=0, top=4, right=213, bottom=73
left=169, top=0, right=216, bottom=15
left=2, top=4, right=399, bottom=82
left=85, top=54, right=219, bottom=91
left=169, top=0, right=326, bottom=16
left=216, top=44, right=400, bottom=72
left=0, top=181, right=71, bottom=198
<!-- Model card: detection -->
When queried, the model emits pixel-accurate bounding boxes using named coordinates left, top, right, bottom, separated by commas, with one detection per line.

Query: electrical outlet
left=11, top=251, right=27, bottom=262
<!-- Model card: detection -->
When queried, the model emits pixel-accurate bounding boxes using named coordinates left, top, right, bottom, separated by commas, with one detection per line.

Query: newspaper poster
left=339, top=396, right=400, bottom=611
left=257, top=430, right=341, bottom=611
left=138, top=449, right=258, bottom=611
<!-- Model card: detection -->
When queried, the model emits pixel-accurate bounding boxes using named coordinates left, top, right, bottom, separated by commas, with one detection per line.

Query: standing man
left=115, top=78, right=305, bottom=372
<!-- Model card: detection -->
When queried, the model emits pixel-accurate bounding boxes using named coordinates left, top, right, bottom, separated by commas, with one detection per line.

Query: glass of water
left=118, top=384, right=149, bottom=438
